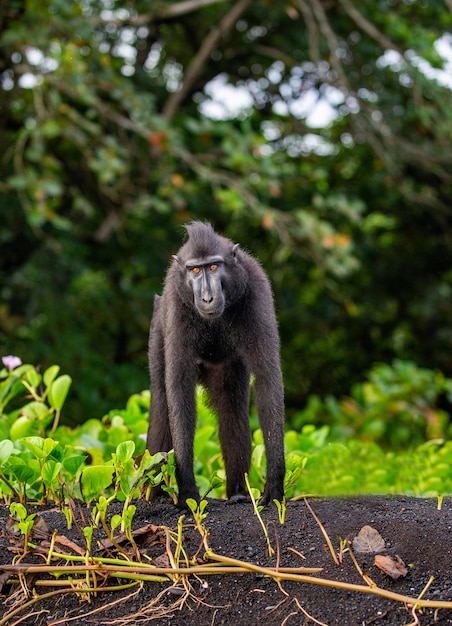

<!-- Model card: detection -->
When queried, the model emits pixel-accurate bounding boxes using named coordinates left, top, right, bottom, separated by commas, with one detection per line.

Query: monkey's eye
left=209, top=264, right=218, bottom=272
left=191, top=267, right=201, bottom=275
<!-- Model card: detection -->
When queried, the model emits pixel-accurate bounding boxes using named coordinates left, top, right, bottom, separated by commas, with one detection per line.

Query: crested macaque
left=146, top=221, right=285, bottom=506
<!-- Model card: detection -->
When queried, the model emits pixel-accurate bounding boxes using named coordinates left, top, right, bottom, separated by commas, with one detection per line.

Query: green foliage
left=292, top=360, right=452, bottom=449
left=294, top=439, right=452, bottom=498
left=1, top=358, right=452, bottom=508
left=80, top=464, right=115, bottom=504
left=9, top=502, right=36, bottom=550
left=0, top=359, right=72, bottom=439
left=1, top=2, right=451, bottom=423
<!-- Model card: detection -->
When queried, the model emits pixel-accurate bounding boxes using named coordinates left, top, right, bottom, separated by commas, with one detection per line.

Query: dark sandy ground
left=1, top=496, right=452, bottom=625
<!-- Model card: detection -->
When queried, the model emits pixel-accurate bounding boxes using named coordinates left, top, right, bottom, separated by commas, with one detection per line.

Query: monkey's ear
left=232, top=243, right=239, bottom=263
left=172, top=254, right=181, bottom=264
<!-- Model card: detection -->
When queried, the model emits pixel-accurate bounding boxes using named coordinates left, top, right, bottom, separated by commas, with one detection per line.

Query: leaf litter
left=352, top=524, right=386, bottom=553
left=352, top=524, right=408, bottom=579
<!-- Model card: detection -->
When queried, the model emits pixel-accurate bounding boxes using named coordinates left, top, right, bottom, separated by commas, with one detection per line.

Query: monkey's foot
left=226, top=493, right=250, bottom=504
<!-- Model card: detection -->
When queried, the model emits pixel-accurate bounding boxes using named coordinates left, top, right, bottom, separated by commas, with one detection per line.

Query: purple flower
left=2, top=355, right=23, bottom=371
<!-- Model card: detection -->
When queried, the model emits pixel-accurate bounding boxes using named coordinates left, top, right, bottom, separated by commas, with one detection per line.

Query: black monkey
left=146, top=222, right=285, bottom=506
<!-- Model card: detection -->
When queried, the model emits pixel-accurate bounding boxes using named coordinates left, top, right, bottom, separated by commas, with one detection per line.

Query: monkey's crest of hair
left=182, top=221, right=233, bottom=259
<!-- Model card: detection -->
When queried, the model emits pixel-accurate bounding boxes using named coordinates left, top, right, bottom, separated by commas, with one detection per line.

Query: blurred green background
left=1, top=0, right=451, bottom=433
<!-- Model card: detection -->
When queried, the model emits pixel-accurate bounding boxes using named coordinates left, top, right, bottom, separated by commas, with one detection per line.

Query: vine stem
left=206, top=552, right=452, bottom=610
left=4, top=553, right=452, bottom=623
left=1, top=562, right=321, bottom=576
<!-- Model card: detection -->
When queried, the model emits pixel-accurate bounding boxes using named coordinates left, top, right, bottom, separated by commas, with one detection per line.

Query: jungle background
left=1, top=0, right=452, bottom=441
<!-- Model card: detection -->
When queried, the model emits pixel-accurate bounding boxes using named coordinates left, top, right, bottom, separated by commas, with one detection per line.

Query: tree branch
left=156, top=0, right=228, bottom=19
left=88, top=0, right=228, bottom=26
left=309, top=0, right=349, bottom=87
left=255, top=44, right=299, bottom=68
left=295, top=0, right=322, bottom=67
left=162, top=0, right=253, bottom=121
left=337, top=0, right=403, bottom=53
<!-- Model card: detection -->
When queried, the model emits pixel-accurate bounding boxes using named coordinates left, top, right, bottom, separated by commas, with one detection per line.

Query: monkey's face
left=185, top=257, right=226, bottom=320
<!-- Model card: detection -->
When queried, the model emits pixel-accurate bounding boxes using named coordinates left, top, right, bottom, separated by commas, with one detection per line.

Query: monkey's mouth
left=196, top=305, right=224, bottom=320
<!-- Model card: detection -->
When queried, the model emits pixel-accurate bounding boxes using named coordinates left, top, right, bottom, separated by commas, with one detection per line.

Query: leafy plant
left=292, top=360, right=452, bottom=450
left=274, top=497, right=287, bottom=525
left=187, top=498, right=210, bottom=554
left=159, top=450, right=178, bottom=504
left=0, top=435, right=86, bottom=504
left=9, top=502, right=36, bottom=555
left=0, top=358, right=72, bottom=440
left=2, top=357, right=452, bottom=509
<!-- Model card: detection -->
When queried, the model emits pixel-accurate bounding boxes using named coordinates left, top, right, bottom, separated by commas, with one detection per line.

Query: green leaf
left=63, top=455, right=87, bottom=476
left=41, top=460, right=62, bottom=486
left=0, top=440, right=14, bottom=465
left=24, top=369, right=42, bottom=389
left=114, top=440, right=135, bottom=464
left=19, top=436, right=53, bottom=459
left=15, top=437, right=60, bottom=469
left=81, top=465, right=115, bottom=503
left=48, top=375, right=72, bottom=411
left=43, top=437, right=60, bottom=457
left=44, top=365, right=60, bottom=387
left=123, top=504, right=136, bottom=526
left=135, top=449, right=154, bottom=473
left=8, top=461, right=39, bottom=485
left=20, top=401, right=51, bottom=421
left=10, top=502, right=28, bottom=521
left=118, top=459, right=139, bottom=497
left=9, top=416, right=35, bottom=440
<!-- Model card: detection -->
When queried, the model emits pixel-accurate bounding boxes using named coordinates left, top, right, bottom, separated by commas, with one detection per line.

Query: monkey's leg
left=147, top=391, right=172, bottom=455
left=146, top=323, right=172, bottom=456
left=165, top=366, right=200, bottom=506
left=146, top=322, right=174, bottom=500
left=253, top=364, right=286, bottom=505
left=204, top=360, right=251, bottom=500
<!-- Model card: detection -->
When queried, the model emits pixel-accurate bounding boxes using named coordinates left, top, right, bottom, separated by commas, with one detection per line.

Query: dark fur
left=146, top=222, right=285, bottom=505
